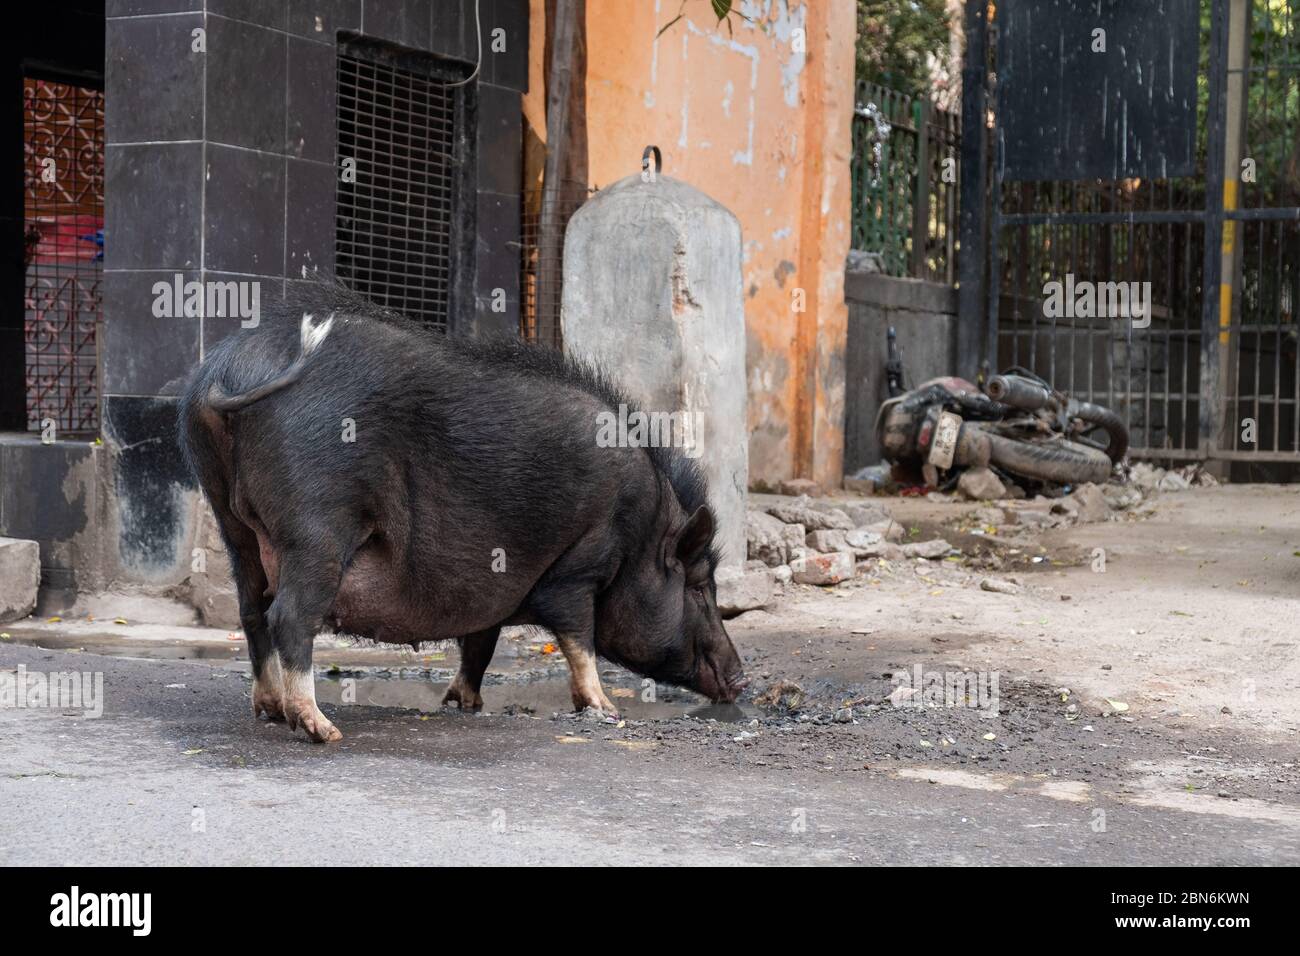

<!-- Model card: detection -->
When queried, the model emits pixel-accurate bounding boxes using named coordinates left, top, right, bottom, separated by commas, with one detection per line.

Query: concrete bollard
left=561, top=161, right=748, bottom=568
left=0, top=537, right=40, bottom=623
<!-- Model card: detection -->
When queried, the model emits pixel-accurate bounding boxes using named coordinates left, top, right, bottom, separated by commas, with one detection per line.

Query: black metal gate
left=982, top=0, right=1300, bottom=468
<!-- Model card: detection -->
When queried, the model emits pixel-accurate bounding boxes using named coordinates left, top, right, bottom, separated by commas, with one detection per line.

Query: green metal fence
left=851, top=80, right=962, bottom=284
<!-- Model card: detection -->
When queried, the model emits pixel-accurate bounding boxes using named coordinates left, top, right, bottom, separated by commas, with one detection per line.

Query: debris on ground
left=980, top=577, right=1022, bottom=594
left=747, top=455, right=1212, bottom=596
left=792, top=551, right=855, bottom=585
left=778, top=477, right=823, bottom=498
left=901, top=538, right=952, bottom=560
left=1128, top=461, right=1219, bottom=491
left=957, top=467, right=1007, bottom=501
left=805, top=528, right=849, bottom=553
left=754, top=679, right=806, bottom=712
left=745, top=510, right=798, bottom=567
left=714, top=563, right=775, bottom=617
left=767, top=497, right=854, bottom=530
left=1065, top=483, right=1110, bottom=522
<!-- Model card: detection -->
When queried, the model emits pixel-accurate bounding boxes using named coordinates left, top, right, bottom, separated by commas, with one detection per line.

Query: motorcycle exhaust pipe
left=987, top=375, right=1129, bottom=463
left=986, top=374, right=1056, bottom=412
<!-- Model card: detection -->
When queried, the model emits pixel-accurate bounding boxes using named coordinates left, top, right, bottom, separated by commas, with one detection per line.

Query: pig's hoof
left=252, top=658, right=286, bottom=720
left=442, top=677, right=483, bottom=711
left=252, top=690, right=285, bottom=721
left=285, top=701, right=343, bottom=743
left=572, top=692, right=620, bottom=720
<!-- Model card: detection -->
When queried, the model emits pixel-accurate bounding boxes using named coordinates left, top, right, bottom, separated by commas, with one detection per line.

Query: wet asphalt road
left=3, top=643, right=1298, bottom=866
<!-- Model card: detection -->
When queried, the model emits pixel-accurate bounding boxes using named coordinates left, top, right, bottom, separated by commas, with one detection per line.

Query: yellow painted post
left=1215, top=0, right=1251, bottom=461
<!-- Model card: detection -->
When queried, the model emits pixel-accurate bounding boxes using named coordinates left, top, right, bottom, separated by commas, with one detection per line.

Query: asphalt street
left=3, top=642, right=1296, bottom=865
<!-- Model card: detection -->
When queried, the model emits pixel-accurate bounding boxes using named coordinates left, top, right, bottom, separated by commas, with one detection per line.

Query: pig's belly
left=328, top=547, right=510, bottom=644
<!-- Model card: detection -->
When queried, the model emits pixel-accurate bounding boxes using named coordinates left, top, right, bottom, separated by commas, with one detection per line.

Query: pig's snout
left=718, top=672, right=749, bottom=703
left=697, top=647, right=747, bottom=703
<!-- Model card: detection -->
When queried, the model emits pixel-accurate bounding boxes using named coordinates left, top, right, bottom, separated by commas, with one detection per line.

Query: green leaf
left=711, top=0, right=732, bottom=22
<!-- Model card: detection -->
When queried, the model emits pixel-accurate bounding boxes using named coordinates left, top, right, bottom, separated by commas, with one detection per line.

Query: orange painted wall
left=526, top=0, right=856, bottom=489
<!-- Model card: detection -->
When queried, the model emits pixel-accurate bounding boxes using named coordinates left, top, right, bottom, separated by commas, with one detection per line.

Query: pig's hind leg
left=443, top=627, right=500, bottom=710
left=221, top=532, right=280, bottom=719
left=266, top=547, right=344, bottom=743
left=229, top=537, right=280, bottom=721
left=198, top=479, right=280, bottom=719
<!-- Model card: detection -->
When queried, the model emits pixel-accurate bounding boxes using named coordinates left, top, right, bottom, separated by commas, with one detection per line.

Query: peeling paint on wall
left=679, top=19, right=758, bottom=167
left=751, top=0, right=807, bottom=107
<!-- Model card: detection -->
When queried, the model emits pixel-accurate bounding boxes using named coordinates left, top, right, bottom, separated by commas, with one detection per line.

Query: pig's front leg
left=557, top=631, right=619, bottom=717
left=443, top=627, right=500, bottom=710
left=527, top=585, right=618, bottom=716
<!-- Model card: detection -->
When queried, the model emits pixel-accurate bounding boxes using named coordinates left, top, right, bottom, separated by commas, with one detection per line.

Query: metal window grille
left=336, top=51, right=458, bottom=332
left=24, top=76, right=103, bottom=434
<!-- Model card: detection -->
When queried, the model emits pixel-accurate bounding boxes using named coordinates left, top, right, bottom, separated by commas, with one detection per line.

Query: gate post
left=1199, top=0, right=1231, bottom=462
left=1210, top=0, right=1253, bottom=467
left=956, top=0, right=989, bottom=382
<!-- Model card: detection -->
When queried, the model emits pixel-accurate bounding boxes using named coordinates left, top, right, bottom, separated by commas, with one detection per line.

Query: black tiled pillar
left=103, top=1, right=206, bottom=574
left=105, top=0, right=528, bottom=376
left=98, top=0, right=528, bottom=579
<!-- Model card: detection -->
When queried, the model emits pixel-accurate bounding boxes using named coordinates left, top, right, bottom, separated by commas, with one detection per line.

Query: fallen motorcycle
left=875, top=367, right=1129, bottom=489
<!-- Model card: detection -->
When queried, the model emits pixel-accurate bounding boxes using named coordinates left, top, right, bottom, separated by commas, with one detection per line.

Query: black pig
left=178, top=283, right=746, bottom=741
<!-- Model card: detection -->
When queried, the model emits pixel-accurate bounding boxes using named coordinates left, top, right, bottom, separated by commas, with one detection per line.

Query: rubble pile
left=718, top=495, right=927, bottom=615
left=1126, top=461, right=1219, bottom=492
left=719, top=462, right=1209, bottom=615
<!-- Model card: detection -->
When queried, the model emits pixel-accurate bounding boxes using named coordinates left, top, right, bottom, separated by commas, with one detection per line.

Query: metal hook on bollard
left=641, top=145, right=662, bottom=181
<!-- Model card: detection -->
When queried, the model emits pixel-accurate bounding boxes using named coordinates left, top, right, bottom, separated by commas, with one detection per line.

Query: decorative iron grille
left=336, top=51, right=458, bottom=332
left=851, top=80, right=962, bottom=284
left=24, top=77, right=104, bottom=434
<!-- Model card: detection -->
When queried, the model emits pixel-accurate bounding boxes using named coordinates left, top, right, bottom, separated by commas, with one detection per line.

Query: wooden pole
left=539, top=0, right=579, bottom=347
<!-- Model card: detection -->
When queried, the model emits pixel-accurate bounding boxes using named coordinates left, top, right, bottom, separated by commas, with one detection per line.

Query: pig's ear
left=675, top=506, right=715, bottom=564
